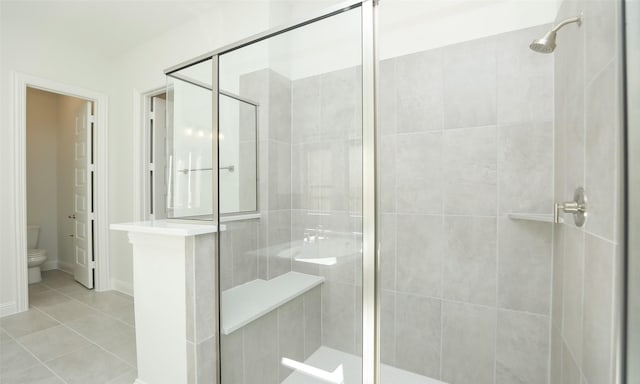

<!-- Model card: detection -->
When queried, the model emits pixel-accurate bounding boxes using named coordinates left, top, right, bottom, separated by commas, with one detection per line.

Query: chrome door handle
left=554, top=187, right=587, bottom=227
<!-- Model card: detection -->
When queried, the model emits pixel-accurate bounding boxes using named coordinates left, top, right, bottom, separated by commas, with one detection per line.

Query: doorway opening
left=12, top=73, right=110, bottom=314
left=26, top=87, right=96, bottom=293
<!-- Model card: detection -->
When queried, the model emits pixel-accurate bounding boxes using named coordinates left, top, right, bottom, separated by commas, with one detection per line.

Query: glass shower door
left=217, top=5, right=366, bottom=384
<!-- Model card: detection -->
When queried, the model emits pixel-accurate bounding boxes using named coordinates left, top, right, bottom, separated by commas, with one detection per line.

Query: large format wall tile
left=243, top=311, right=278, bottom=384
left=303, top=286, right=322, bottom=358
left=443, top=37, right=497, bottom=129
left=441, top=301, right=496, bottom=384
left=496, top=24, right=554, bottom=126
left=380, top=290, right=396, bottom=366
left=379, top=59, right=397, bottom=136
left=221, top=331, right=244, bottom=384
left=320, top=67, right=362, bottom=140
left=395, top=293, right=441, bottom=378
left=396, top=214, right=443, bottom=297
left=396, top=132, right=442, bottom=214
left=585, top=61, right=617, bottom=241
left=584, top=0, right=617, bottom=83
left=278, top=297, right=305, bottom=382
left=268, top=140, right=292, bottom=211
left=395, top=49, right=444, bottom=133
left=554, top=2, right=585, bottom=200
left=582, top=234, right=615, bottom=384
left=498, top=219, right=552, bottom=314
left=443, top=216, right=497, bottom=306
left=562, top=226, right=585, bottom=364
left=322, top=282, right=356, bottom=354
left=443, top=126, right=497, bottom=215
left=291, top=75, right=321, bottom=144
left=379, top=213, right=397, bottom=291
left=498, top=122, right=553, bottom=215
left=552, top=225, right=565, bottom=330
left=269, top=71, right=292, bottom=143
left=496, top=310, right=550, bottom=384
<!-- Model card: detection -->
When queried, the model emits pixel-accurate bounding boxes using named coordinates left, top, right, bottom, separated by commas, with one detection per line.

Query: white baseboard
left=41, top=259, right=58, bottom=271
left=57, top=260, right=74, bottom=274
left=111, top=278, right=134, bottom=296
left=0, top=302, right=18, bottom=318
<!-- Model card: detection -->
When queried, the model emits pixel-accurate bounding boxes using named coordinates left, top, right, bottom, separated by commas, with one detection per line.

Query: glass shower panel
left=378, top=2, right=557, bottom=384
left=218, top=6, right=364, bottom=384
left=219, top=93, right=258, bottom=214
left=166, top=58, right=213, bottom=220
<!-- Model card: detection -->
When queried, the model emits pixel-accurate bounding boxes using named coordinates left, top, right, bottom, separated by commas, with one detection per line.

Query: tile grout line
left=8, top=330, right=71, bottom=384
left=37, top=277, right=135, bottom=328
left=31, top=306, right=136, bottom=371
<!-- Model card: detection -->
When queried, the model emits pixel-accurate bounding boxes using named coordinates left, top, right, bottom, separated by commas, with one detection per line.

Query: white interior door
left=151, top=96, right=167, bottom=219
left=73, top=101, right=94, bottom=289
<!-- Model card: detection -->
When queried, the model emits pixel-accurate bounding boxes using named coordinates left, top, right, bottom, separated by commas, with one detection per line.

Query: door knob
left=68, top=214, right=76, bottom=219
left=554, top=187, right=587, bottom=227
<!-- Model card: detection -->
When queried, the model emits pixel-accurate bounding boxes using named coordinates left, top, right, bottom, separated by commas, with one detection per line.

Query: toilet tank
left=27, top=225, right=40, bottom=249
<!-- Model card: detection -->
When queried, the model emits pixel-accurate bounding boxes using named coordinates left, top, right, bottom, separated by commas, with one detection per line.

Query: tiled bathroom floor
left=0, top=270, right=137, bottom=384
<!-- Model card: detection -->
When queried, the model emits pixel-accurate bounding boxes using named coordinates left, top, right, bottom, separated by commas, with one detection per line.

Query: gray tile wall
left=220, top=286, right=322, bottom=384
left=218, top=21, right=585, bottom=384
left=551, top=1, right=623, bottom=384
left=290, top=66, right=363, bottom=356
left=219, top=69, right=294, bottom=293
left=376, top=24, right=555, bottom=383
left=186, top=233, right=217, bottom=384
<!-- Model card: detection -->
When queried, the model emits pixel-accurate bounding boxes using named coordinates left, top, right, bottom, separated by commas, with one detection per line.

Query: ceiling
left=0, top=1, right=262, bottom=58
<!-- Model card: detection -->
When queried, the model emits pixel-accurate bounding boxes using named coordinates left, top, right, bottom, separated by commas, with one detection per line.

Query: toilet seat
left=27, top=248, right=46, bottom=258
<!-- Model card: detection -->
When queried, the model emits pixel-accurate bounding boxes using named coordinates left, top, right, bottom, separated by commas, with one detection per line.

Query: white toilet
left=27, top=225, right=48, bottom=284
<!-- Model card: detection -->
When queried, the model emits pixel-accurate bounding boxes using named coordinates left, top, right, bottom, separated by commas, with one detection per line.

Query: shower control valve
left=554, top=187, right=587, bottom=227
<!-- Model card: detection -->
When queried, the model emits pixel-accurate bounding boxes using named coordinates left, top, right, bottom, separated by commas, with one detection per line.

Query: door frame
left=134, top=86, right=166, bottom=221
left=13, top=72, right=110, bottom=313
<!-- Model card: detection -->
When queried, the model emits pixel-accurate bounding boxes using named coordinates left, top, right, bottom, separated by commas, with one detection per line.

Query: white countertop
left=110, top=219, right=222, bottom=236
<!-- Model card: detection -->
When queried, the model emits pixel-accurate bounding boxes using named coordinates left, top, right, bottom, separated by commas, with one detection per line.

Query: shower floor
left=282, top=346, right=445, bottom=384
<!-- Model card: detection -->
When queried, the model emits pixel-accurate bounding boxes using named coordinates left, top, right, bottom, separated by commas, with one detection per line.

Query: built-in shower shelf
left=507, top=213, right=561, bottom=223
left=221, top=272, right=325, bottom=335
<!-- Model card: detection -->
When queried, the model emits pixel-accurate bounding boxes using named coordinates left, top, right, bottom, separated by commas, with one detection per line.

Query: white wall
left=26, top=88, right=60, bottom=270
left=0, top=1, right=273, bottom=309
left=107, top=2, right=273, bottom=292
left=0, top=4, right=112, bottom=310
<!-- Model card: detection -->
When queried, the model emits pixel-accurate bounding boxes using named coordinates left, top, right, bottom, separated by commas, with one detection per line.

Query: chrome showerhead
left=530, top=15, right=582, bottom=54
left=529, top=30, right=557, bottom=54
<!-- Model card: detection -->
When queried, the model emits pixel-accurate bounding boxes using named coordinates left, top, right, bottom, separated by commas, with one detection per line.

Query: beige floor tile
left=18, top=325, right=91, bottom=362
left=1, top=310, right=59, bottom=338
left=37, top=300, right=100, bottom=324
left=66, top=314, right=135, bottom=347
left=76, top=292, right=132, bottom=313
left=28, top=283, right=53, bottom=295
left=55, top=283, right=93, bottom=299
left=1, top=328, right=12, bottom=342
left=46, top=345, right=130, bottom=384
left=29, top=290, right=73, bottom=309
left=0, top=340, right=41, bottom=378
left=1, top=362, right=64, bottom=384
left=107, top=302, right=135, bottom=326
left=106, top=369, right=138, bottom=384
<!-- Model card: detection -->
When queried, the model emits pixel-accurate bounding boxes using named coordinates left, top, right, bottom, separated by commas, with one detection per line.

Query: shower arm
left=551, top=16, right=582, bottom=33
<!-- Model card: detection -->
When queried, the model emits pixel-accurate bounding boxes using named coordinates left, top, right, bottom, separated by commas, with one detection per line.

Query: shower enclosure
left=163, top=0, right=627, bottom=383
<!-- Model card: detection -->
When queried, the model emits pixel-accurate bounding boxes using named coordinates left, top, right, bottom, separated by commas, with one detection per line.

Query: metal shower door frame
left=200, top=0, right=379, bottom=383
